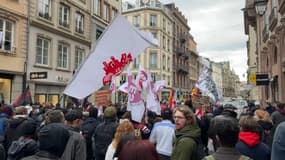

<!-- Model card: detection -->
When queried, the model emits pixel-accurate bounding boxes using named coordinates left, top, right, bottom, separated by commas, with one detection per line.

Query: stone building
left=122, top=0, right=173, bottom=101
left=244, top=0, right=285, bottom=104
left=0, top=0, right=28, bottom=104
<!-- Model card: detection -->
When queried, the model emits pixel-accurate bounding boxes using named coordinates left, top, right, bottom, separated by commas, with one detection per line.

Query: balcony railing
left=175, top=47, right=185, bottom=56
left=269, top=7, right=278, bottom=31
left=173, top=64, right=189, bottom=74
left=263, top=24, right=269, bottom=42
left=279, top=0, right=285, bottom=14
left=179, top=34, right=187, bottom=43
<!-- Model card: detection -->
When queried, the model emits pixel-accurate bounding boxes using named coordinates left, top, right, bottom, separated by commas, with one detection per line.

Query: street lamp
left=254, top=0, right=268, bottom=16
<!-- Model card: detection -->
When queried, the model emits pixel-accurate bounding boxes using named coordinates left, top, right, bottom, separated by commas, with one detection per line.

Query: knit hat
left=104, top=106, right=117, bottom=119
left=0, top=105, right=13, bottom=117
left=22, top=119, right=37, bottom=136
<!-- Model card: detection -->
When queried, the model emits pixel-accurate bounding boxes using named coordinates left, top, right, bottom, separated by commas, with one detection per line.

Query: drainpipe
left=23, top=0, right=30, bottom=92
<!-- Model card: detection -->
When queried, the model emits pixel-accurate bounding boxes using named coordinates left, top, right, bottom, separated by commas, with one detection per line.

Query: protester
left=0, top=143, right=5, bottom=160
left=271, top=103, right=285, bottom=136
left=81, top=107, right=100, bottom=160
left=21, top=123, right=70, bottom=160
left=4, top=106, right=35, bottom=151
left=149, top=108, right=175, bottom=160
left=105, top=120, right=134, bottom=160
left=236, top=115, right=270, bottom=160
left=171, top=106, right=201, bottom=160
left=61, top=110, right=86, bottom=160
left=0, top=105, right=13, bottom=142
left=271, top=121, right=285, bottom=160
left=254, top=109, right=273, bottom=145
left=94, top=106, right=118, bottom=160
left=203, top=115, right=250, bottom=160
left=113, top=133, right=137, bottom=159
left=118, top=140, right=159, bottom=160
left=7, top=119, right=38, bottom=160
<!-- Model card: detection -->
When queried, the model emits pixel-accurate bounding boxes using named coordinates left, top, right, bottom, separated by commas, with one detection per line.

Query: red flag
left=13, top=85, right=32, bottom=106
left=169, top=88, right=174, bottom=108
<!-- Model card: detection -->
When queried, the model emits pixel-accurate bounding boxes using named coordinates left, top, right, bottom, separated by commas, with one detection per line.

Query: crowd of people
left=0, top=100, right=284, bottom=160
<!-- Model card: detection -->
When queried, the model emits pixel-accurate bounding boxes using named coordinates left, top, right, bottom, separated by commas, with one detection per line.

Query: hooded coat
left=171, top=124, right=201, bottom=160
left=271, top=121, right=285, bottom=160
left=236, top=131, right=271, bottom=160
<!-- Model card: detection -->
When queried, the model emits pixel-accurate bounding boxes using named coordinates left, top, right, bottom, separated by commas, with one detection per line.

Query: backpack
left=7, top=137, right=34, bottom=160
left=204, top=155, right=251, bottom=160
left=180, top=135, right=207, bottom=160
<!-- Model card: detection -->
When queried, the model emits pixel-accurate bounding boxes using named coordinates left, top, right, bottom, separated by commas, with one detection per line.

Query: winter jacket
left=271, top=121, right=285, bottom=160
left=81, top=117, right=100, bottom=160
left=0, top=143, right=6, bottom=160
left=94, top=120, right=118, bottom=160
left=257, top=120, right=273, bottom=146
left=171, top=123, right=201, bottom=160
left=236, top=131, right=271, bottom=160
left=21, top=151, right=60, bottom=160
left=4, top=117, right=35, bottom=151
left=203, top=147, right=249, bottom=160
left=60, top=130, right=86, bottom=160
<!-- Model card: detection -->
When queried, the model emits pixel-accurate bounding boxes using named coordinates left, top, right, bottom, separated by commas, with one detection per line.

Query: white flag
left=118, top=82, right=128, bottom=93
left=64, top=14, right=157, bottom=99
left=127, top=68, right=145, bottom=122
left=146, top=73, right=163, bottom=115
left=109, top=76, right=116, bottom=94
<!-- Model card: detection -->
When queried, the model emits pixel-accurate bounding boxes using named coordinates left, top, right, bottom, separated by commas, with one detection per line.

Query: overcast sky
left=124, top=0, right=248, bottom=81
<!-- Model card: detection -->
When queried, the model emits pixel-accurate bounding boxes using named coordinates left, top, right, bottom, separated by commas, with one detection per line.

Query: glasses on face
left=173, top=116, right=186, bottom=120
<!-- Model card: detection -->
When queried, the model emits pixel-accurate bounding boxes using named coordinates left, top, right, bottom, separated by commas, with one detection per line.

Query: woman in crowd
left=118, top=140, right=158, bottom=160
left=105, top=120, right=134, bottom=160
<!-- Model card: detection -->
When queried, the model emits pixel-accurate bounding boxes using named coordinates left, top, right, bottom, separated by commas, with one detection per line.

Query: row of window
left=132, top=52, right=171, bottom=71
left=93, top=0, right=118, bottom=22
left=36, top=36, right=85, bottom=70
left=0, top=19, right=14, bottom=52
left=131, top=14, right=171, bottom=32
left=38, top=0, right=85, bottom=34
left=120, top=72, right=171, bottom=86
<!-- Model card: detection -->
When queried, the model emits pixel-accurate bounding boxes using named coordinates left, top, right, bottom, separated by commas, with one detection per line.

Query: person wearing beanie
left=61, top=110, right=86, bottom=160
left=4, top=106, right=36, bottom=152
left=236, top=115, right=271, bottom=160
left=0, top=105, right=13, bottom=142
left=7, top=120, right=38, bottom=159
left=81, top=107, right=100, bottom=160
left=94, top=106, right=118, bottom=160
left=22, top=123, right=70, bottom=160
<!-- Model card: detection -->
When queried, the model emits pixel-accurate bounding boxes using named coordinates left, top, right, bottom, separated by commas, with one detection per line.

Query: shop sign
left=30, top=72, right=47, bottom=79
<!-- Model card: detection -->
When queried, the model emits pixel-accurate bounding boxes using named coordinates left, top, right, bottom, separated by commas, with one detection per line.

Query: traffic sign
left=249, top=73, right=256, bottom=84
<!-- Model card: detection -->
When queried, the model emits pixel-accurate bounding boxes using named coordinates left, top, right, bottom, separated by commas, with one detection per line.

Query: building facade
left=122, top=0, right=173, bottom=101
left=27, top=0, right=91, bottom=105
left=212, top=62, right=223, bottom=100
left=218, top=61, right=238, bottom=98
left=91, top=0, right=121, bottom=49
left=244, top=0, right=285, bottom=104
left=188, top=34, right=199, bottom=92
left=0, top=0, right=28, bottom=104
left=165, top=3, right=191, bottom=99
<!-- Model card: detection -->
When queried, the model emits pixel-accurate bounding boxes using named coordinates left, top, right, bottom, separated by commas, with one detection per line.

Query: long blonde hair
left=254, top=109, right=272, bottom=123
left=112, top=120, right=134, bottom=148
